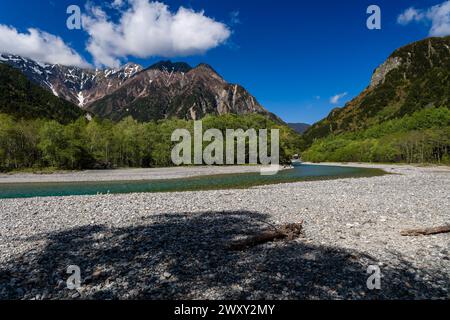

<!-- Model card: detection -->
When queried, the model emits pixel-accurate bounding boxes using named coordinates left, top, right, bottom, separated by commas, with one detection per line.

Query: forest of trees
left=1, top=105, right=449, bottom=172
left=0, top=113, right=303, bottom=172
left=302, top=107, right=450, bottom=164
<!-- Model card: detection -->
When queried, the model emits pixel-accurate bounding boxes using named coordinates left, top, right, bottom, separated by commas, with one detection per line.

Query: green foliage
left=0, top=113, right=303, bottom=171
left=0, top=64, right=83, bottom=123
left=37, top=119, right=95, bottom=169
left=303, top=108, right=450, bottom=164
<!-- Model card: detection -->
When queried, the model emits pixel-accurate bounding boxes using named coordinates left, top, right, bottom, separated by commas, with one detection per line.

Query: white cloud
left=330, top=92, right=348, bottom=105
left=0, top=25, right=90, bottom=67
left=397, top=1, right=450, bottom=37
left=83, top=0, right=231, bottom=68
left=397, top=8, right=424, bottom=25
left=427, top=1, right=450, bottom=36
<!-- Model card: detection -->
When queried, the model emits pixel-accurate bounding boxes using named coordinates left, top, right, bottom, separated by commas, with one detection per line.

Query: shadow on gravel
left=0, top=211, right=448, bottom=300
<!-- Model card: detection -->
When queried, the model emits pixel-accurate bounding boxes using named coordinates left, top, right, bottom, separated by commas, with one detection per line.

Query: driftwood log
left=400, top=224, right=450, bottom=237
left=227, top=222, right=304, bottom=251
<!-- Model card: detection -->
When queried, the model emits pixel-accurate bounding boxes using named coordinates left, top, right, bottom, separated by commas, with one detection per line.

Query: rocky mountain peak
left=370, top=36, right=450, bottom=89
left=147, top=60, right=192, bottom=73
left=85, top=60, right=274, bottom=122
left=193, top=63, right=220, bottom=74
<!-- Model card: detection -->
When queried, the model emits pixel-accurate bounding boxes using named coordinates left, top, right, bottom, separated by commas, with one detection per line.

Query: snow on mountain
left=0, top=53, right=143, bottom=107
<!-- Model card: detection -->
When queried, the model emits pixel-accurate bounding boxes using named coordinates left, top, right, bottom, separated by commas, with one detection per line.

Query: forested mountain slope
left=303, top=36, right=450, bottom=146
left=0, top=64, right=83, bottom=123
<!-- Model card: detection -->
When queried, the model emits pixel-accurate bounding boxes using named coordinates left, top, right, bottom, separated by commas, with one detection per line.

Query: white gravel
left=0, top=164, right=449, bottom=300
left=0, top=165, right=273, bottom=184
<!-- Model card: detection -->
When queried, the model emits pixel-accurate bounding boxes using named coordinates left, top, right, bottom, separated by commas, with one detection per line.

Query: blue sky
left=0, top=0, right=448, bottom=124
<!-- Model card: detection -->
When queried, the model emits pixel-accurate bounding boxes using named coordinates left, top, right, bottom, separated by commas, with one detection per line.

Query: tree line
left=0, top=113, right=303, bottom=172
left=302, top=107, right=450, bottom=164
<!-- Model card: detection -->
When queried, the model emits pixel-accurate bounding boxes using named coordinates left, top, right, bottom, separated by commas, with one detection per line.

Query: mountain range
left=1, top=36, right=448, bottom=137
left=0, top=54, right=278, bottom=123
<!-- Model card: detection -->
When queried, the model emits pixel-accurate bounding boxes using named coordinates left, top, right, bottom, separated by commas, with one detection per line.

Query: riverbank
left=304, top=162, right=450, bottom=171
left=0, top=164, right=448, bottom=299
left=0, top=165, right=280, bottom=184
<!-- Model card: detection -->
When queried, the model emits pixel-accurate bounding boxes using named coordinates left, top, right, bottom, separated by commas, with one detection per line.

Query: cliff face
left=303, top=36, right=450, bottom=144
left=369, top=57, right=402, bottom=88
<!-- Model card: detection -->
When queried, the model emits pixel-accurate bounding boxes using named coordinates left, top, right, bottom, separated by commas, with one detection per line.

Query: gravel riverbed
left=0, top=164, right=449, bottom=300
left=0, top=165, right=270, bottom=184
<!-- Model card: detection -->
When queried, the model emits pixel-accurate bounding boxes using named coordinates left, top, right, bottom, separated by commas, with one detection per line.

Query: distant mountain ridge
left=303, top=36, right=450, bottom=145
left=288, top=123, right=311, bottom=134
left=0, top=54, right=278, bottom=123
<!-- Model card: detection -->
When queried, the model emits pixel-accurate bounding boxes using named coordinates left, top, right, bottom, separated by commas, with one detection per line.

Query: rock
left=71, top=292, right=80, bottom=299
left=163, top=272, right=172, bottom=279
